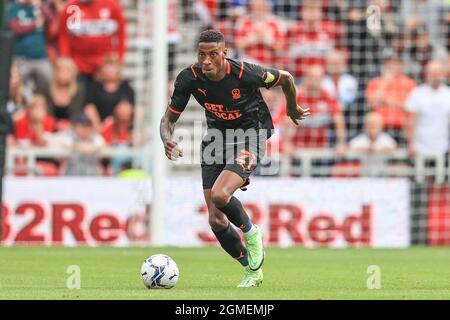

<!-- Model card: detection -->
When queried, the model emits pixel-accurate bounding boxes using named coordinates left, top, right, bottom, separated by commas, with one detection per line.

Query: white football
left=140, top=254, right=179, bottom=289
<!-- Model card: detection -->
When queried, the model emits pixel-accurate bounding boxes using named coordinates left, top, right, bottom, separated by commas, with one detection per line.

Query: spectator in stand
left=400, top=0, right=450, bottom=49
left=282, top=65, right=347, bottom=156
left=404, top=25, right=435, bottom=82
left=101, top=100, right=134, bottom=146
left=84, top=54, right=135, bottom=131
left=346, top=0, right=398, bottom=85
left=45, top=0, right=66, bottom=63
left=405, top=60, right=450, bottom=157
left=447, top=55, right=450, bottom=86
left=7, top=0, right=53, bottom=92
left=58, top=0, right=126, bottom=85
left=194, top=0, right=247, bottom=47
left=365, top=54, right=416, bottom=146
left=13, top=94, right=56, bottom=147
left=350, top=112, right=397, bottom=153
left=7, top=62, right=32, bottom=121
left=101, top=100, right=135, bottom=174
left=38, top=57, right=85, bottom=131
left=321, top=49, right=359, bottom=137
left=234, top=0, right=284, bottom=67
left=286, top=0, right=343, bottom=79
left=349, top=112, right=397, bottom=177
left=62, top=113, right=105, bottom=176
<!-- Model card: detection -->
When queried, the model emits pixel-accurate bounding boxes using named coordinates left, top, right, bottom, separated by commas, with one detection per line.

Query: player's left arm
left=274, top=70, right=310, bottom=125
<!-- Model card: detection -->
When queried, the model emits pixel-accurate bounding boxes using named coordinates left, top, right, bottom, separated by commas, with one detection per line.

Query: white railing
left=5, top=146, right=450, bottom=183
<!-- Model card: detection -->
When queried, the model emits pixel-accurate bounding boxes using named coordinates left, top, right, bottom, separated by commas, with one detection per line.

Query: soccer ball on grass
left=140, top=254, right=179, bottom=289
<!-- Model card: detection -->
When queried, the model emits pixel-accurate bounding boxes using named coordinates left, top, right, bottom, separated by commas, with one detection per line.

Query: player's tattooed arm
left=277, top=70, right=310, bottom=125
left=160, top=110, right=183, bottom=160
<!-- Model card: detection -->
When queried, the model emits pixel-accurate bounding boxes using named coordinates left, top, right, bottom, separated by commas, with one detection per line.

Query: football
left=140, top=254, right=179, bottom=289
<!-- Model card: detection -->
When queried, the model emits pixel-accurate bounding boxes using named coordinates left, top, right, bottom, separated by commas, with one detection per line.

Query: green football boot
left=237, top=267, right=263, bottom=288
left=244, top=225, right=265, bottom=271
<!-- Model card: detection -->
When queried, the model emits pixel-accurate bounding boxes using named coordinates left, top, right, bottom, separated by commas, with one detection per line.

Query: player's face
left=197, top=42, right=227, bottom=79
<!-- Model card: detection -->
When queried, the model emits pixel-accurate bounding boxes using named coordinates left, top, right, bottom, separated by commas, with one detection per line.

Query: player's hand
left=164, top=140, right=183, bottom=160
left=287, top=105, right=310, bottom=125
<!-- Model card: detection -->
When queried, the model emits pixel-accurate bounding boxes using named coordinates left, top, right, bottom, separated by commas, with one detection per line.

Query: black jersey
left=168, top=58, right=281, bottom=137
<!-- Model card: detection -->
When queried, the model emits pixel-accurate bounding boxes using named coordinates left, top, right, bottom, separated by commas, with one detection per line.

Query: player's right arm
left=160, top=69, right=192, bottom=160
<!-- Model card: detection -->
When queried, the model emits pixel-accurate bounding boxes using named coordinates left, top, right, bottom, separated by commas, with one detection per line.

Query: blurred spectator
left=321, top=49, right=359, bottom=137
left=346, top=0, right=398, bottom=85
left=84, top=54, right=135, bottom=130
left=404, top=25, right=434, bottom=82
left=194, top=0, right=247, bottom=47
left=405, top=60, right=450, bottom=156
left=286, top=0, right=343, bottom=79
left=272, top=0, right=299, bottom=20
left=38, top=57, right=85, bottom=130
left=235, top=0, right=284, bottom=67
left=447, top=56, right=450, bottom=85
left=101, top=100, right=133, bottom=146
left=400, top=0, right=450, bottom=49
left=58, top=0, right=126, bottom=84
left=349, top=112, right=397, bottom=177
left=62, top=113, right=105, bottom=176
left=101, top=100, right=135, bottom=174
left=45, top=0, right=66, bottom=63
left=135, top=0, right=180, bottom=80
left=7, top=0, right=53, bottom=92
left=13, top=94, right=55, bottom=147
left=349, top=112, right=397, bottom=153
left=282, top=65, right=347, bottom=155
left=7, top=62, right=32, bottom=121
left=365, top=55, right=416, bottom=145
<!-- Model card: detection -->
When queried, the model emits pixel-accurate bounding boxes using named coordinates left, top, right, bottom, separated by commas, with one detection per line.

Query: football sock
left=243, top=224, right=257, bottom=237
left=216, top=196, right=253, bottom=233
left=213, top=223, right=249, bottom=267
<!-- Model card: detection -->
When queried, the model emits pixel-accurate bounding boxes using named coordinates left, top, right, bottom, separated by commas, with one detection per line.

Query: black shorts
left=200, top=133, right=267, bottom=189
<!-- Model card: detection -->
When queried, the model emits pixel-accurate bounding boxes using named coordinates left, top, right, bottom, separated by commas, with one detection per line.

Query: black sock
left=213, top=223, right=249, bottom=267
left=217, top=196, right=253, bottom=232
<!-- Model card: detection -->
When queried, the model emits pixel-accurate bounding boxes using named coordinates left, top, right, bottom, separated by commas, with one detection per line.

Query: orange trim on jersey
left=271, top=71, right=282, bottom=88
left=167, top=105, right=182, bottom=115
left=238, top=62, right=244, bottom=79
left=226, top=60, right=231, bottom=74
left=190, top=64, right=197, bottom=78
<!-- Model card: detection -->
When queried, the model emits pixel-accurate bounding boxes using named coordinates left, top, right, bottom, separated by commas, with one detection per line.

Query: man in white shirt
left=405, top=60, right=450, bottom=156
left=349, top=112, right=397, bottom=153
left=349, top=112, right=397, bottom=176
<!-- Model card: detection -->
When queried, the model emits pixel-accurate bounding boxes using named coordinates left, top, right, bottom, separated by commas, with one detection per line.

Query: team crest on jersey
left=231, top=88, right=241, bottom=99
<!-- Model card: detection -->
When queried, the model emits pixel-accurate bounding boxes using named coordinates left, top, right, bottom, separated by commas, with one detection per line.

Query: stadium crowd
left=4, top=0, right=450, bottom=177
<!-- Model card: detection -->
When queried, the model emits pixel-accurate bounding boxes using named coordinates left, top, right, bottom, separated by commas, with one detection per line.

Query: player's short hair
left=197, top=30, right=225, bottom=44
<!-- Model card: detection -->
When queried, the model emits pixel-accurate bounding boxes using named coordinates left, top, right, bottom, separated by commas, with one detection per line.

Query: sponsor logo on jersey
left=231, top=88, right=241, bottom=99
left=204, top=103, right=242, bottom=120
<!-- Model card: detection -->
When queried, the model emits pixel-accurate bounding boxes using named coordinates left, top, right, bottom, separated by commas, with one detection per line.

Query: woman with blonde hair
left=38, top=57, right=85, bottom=130
left=7, top=62, right=31, bottom=121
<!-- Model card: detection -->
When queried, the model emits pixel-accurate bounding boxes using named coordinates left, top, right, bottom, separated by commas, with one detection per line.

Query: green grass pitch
left=1, top=246, right=450, bottom=300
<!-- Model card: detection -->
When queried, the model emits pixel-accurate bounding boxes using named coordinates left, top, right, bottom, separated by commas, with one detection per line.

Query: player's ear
left=222, top=46, right=227, bottom=57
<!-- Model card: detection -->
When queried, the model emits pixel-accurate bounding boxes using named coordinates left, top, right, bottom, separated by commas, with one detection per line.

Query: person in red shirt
left=58, top=0, right=126, bottom=82
left=101, top=100, right=133, bottom=146
left=14, top=94, right=56, bottom=147
left=365, top=55, right=416, bottom=145
left=281, top=64, right=347, bottom=155
left=286, top=0, right=343, bottom=79
left=235, top=0, right=285, bottom=67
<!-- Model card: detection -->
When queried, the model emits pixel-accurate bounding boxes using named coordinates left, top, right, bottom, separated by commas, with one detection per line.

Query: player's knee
left=210, top=188, right=230, bottom=208
left=209, top=214, right=228, bottom=231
